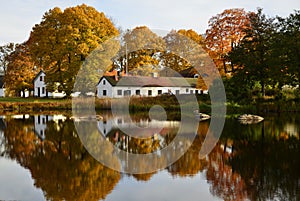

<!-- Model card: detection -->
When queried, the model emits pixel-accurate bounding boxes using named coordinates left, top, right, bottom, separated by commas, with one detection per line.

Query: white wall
left=97, top=78, right=114, bottom=98
left=0, top=88, right=5, bottom=97
left=34, top=72, right=66, bottom=98
left=34, top=72, right=49, bottom=97
left=96, top=77, right=204, bottom=98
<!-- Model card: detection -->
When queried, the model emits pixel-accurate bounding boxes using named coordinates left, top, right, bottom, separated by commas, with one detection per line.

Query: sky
left=0, top=0, right=299, bottom=45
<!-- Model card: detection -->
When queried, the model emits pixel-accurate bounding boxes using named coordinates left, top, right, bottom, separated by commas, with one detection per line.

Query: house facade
left=33, top=71, right=66, bottom=98
left=0, top=76, right=5, bottom=97
left=96, top=75, right=206, bottom=98
left=34, top=71, right=49, bottom=97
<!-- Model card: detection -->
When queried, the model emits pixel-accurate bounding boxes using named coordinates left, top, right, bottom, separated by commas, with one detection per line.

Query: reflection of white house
left=33, top=71, right=66, bottom=98
left=97, top=116, right=180, bottom=136
left=97, top=75, right=206, bottom=98
left=34, top=115, right=53, bottom=140
left=0, top=76, right=5, bottom=97
left=34, top=114, right=67, bottom=140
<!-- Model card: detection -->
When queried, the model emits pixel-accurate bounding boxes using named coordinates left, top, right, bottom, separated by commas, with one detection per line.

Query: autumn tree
left=177, top=29, right=205, bottom=48
left=5, top=42, right=38, bottom=97
left=29, top=4, right=119, bottom=96
left=113, top=26, right=165, bottom=75
left=205, top=8, right=252, bottom=74
left=160, top=29, right=201, bottom=73
left=0, top=43, right=16, bottom=75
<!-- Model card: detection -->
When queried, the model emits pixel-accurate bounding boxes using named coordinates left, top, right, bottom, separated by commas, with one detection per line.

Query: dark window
left=103, top=90, right=107, bottom=96
left=103, top=80, right=106, bottom=85
left=176, top=90, right=180, bottom=95
left=186, top=88, right=189, bottom=93
left=117, top=90, right=122, bottom=95
left=42, top=87, right=45, bottom=94
left=136, top=90, right=140, bottom=95
left=124, top=90, right=131, bottom=96
left=195, top=90, right=199, bottom=94
left=190, top=90, right=193, bottom=94
left=158, top=90, right=162, bottom=95
left=148, top=90, right=152, bottom=96
left=40, top=76, right=43, bottom=81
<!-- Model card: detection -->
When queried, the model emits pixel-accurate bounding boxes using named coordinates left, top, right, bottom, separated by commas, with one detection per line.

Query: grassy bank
left=0, top=96, right=299, bottom=115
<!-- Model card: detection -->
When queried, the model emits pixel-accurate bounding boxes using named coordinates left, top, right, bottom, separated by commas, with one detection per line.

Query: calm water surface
left=0, top=112, right=299, bottom=201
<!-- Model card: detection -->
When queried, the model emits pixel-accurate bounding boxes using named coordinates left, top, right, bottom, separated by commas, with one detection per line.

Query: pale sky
left=0, top=0, right=299, bottom=45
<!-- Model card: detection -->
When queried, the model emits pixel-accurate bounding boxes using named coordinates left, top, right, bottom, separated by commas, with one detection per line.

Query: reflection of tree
left=3, top=116, right=38, bottom=161
left=206, top=145, right=248, bottom=201
left=220, top=116, right=300, bottom=201
left=3, top=117, right=120, bottom=201
left=229, top=134, right=300, bottom=201
left=167, top=122, right=209, bottom=177
left=131, top=173, right=156, bottom=181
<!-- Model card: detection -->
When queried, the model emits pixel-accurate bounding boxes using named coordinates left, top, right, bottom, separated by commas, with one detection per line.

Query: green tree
left=275, top=10, right=300, bottom=85
left=29, top=4, right=119, bottom=97
left=229, top=8, right=277, bottom=97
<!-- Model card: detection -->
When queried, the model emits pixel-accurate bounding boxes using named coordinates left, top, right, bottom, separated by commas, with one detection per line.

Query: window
left=186, top=88, right=189, bottom=93
left=124, top=90, right=131, bottom=96
left=190, top=90, right=193, bottom=94
left=195, top=90, right=199, bottom=94
left=117, top=90, right=122, bottom=95
left=136, top=90, right=140, bottom=95
left=158, top=90, right=162, bottom=95
left=103, top=80, right=106, bottom=85
left=42, top=87, right=45, bottom=94
left=103, top=90, right=107, bottom=96
left=176, top=90, right=180, bottom=95
left=40, top=76, right=43, bottom=81
left=148, top=90, right=152, bottom=96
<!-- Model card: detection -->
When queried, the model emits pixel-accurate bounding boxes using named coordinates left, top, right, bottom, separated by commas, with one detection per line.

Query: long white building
left=96, top=75, right=206, bottom=98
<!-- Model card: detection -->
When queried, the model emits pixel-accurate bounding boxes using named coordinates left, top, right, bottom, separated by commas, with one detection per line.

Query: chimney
left=113, top=69, right=118, bottom=81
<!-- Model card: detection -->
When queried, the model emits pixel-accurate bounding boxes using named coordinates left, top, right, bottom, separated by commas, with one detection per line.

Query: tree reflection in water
left=0, top=114, right=299, bottom=200
left=2, top=116, right=120, bottom=201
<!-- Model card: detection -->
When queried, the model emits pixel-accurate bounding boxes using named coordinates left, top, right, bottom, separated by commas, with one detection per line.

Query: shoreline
left=0, top=96, right=299, bottom=115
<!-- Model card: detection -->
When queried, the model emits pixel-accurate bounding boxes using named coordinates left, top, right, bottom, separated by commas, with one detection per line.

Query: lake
left=0, top=112, right=299, bottom=201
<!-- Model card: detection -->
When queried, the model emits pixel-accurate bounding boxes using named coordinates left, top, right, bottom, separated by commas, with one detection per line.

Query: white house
left=33, top=71, right=66, bottom=98
left=96, top=75, right=205, bottom=98
left=0, top=76, right=5, bottom=97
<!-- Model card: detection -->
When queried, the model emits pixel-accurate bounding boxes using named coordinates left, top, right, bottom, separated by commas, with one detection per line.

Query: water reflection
left=0, top=113, right=299, bottom=200
left=97, top=113, right=180, bottom=153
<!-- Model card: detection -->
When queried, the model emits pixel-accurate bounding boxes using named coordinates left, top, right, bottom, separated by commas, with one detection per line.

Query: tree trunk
left=231, top=61, right=235, bottom=73
left=223, top=59, right=227, bottom=74
left=261, top=81, right=265, bottom=98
